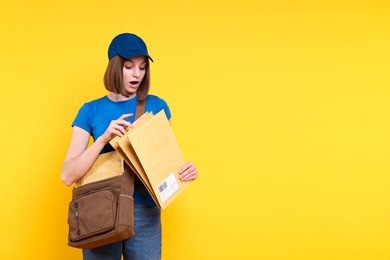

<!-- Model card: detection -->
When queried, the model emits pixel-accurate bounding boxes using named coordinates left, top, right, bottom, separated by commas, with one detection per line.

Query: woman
left=61, top=33, right=198, bottom=260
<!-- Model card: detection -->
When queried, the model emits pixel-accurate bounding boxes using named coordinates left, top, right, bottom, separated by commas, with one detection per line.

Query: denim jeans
left=82, top=205, right=162, bottom=260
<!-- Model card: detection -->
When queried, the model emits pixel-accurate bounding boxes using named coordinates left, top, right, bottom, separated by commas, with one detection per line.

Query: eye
left=140, top=66, right=146, bottom=71
left=124, top=66, right=132, bottom=70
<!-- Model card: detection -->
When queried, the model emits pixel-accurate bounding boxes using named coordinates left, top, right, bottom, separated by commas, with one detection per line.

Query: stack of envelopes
left=109, top=110, right=191, bottom=209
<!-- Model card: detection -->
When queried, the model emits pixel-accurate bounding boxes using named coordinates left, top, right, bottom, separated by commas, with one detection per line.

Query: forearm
left=61, top=136, right=107, bottom=186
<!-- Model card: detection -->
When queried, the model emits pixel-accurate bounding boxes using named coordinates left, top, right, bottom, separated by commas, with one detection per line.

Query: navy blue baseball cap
left=108, top=33, right=153, bottom=61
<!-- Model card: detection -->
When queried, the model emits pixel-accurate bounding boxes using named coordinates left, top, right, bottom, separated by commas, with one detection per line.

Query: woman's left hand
left=178, top=162, right=198, bottom=182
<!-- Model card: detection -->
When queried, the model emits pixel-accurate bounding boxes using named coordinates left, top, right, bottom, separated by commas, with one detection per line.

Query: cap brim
left=117, top=50, right=153, bottom=62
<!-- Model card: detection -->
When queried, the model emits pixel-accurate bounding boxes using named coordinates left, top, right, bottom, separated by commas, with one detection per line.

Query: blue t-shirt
left=72, top=94, right=171, bottom=206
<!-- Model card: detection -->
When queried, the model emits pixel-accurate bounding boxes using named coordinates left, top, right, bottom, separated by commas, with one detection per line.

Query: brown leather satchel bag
left=67, top=99, right=145, bottom=249
left=68, top=164, right=135, bottom=249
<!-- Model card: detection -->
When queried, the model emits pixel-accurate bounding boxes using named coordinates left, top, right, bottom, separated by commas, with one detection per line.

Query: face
left=122, top=56, right=147, bottom=97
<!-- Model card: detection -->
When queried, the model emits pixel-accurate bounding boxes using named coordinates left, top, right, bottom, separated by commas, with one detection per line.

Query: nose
left=133, top=68, right=140, bottom=78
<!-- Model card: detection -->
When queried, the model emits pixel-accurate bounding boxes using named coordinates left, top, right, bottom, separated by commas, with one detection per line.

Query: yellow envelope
left=127, top=110, right=190, bottom=209
left=75, top=151, right=124, bottom=187
left=115, top=131, right=158, bottom=205
left=109, top=112, right=153, bottom=175
left=110, top=112, right=159, bottom=205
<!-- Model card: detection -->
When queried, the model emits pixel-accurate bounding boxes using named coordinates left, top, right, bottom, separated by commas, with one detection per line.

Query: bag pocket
left=118, top=194, right=134, bottom=226
left=68, top=188, right=118, bottom=242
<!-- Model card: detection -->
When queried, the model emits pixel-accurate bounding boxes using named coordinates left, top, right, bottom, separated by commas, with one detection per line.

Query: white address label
left=157, top=173, right=179, bottom=202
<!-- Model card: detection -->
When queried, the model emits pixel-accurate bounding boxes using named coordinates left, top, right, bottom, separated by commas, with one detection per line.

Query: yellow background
left=1, top=0, right=389, bottom=259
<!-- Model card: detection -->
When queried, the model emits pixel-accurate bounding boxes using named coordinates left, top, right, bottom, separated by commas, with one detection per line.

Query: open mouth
left=130, top=81, right=139, bottom=85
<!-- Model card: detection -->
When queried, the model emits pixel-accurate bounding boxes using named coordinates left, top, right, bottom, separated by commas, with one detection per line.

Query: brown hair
left=103, top=55, right=150, bottom=101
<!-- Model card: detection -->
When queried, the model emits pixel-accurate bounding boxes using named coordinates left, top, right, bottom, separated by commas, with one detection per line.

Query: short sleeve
left=72, top=103, right=92, bottom=134
left=145, top=95, right=172, bottom=120
left=161, top=99, right=171, bottom=120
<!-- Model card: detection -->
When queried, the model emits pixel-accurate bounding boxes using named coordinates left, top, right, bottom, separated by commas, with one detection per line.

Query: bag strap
left=135, top=99, right=145, bottom=120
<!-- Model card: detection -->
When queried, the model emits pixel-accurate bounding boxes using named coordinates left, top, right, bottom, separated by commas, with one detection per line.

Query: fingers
left=179, top=162, right=198, bottom=182
left=106, top=115, right=134, bottom=138
left=116, top=119, right=133, bottom=129
left=119, top=113, right=133, bottom=120
left=110, top=122, right=127, bottom=136
left=117, top=114, right=134, bottom=128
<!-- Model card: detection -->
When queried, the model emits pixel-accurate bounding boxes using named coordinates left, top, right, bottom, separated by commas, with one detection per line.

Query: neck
left=107, top=92, right=136, bottom=101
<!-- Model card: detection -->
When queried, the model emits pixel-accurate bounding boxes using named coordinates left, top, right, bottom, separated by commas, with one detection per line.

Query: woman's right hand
left=100, top=113, right=134, bottom=144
